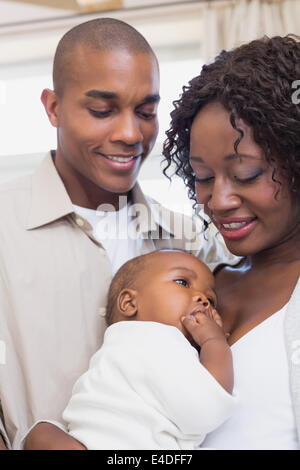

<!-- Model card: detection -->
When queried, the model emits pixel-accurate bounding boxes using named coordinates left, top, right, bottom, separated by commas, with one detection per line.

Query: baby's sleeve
left=63, top=322, right=237, bottom=448
left=131, top=324, right=236, bottom=438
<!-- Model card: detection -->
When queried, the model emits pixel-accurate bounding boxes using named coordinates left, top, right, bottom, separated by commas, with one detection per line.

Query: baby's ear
left=117, top=289, right=138, bottom=318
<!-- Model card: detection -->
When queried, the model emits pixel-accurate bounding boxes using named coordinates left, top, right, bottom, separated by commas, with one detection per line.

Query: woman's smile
left=212, top=216, right=258, bottom=241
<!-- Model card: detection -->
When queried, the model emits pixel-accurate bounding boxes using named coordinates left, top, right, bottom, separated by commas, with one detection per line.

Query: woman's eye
left=175, top=279, right=189, bottom=287
left=234, top=170, right=263, bottom=184
left=195, top=176, right=214, bottom=184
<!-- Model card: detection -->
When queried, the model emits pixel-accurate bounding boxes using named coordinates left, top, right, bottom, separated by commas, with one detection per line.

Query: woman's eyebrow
left=224, top=153, right=261, bottom=161
left=190, top=153, right=260, bottom=162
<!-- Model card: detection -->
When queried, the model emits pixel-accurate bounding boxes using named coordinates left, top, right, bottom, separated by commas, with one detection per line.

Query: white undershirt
left=73, top=203, right=143, bottom=275
left=202, top=304, right=299, bottom=450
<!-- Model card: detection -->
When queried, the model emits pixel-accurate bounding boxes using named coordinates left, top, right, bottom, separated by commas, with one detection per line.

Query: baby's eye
left=175, top=279, right=189, bottom=287
left=208, top=298, right=216, bottom=308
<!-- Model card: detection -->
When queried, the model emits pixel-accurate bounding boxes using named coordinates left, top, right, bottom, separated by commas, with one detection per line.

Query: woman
left=163, top=35, right=300, bottom=449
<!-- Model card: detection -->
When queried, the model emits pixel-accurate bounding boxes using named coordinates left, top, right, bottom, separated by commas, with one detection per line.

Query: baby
left=25, top=249, right=235, bottom=450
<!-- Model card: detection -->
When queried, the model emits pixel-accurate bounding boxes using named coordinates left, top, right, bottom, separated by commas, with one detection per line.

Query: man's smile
left=94, top=151, right=142, bottom=170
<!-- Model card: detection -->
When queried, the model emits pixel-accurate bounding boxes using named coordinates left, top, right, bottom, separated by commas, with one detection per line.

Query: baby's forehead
left=145, top=251, right=213, bottom=278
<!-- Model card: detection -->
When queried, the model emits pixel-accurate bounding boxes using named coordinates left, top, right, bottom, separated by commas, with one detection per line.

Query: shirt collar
left=131, top=184, right=175, bottom=237
left=25, top=152, right=74, bottom=230
left=25, top=151, right=174, bottom=237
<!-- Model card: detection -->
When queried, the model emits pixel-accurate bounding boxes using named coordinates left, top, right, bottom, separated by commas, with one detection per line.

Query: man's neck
left=52, top=150, right=130, bottom=210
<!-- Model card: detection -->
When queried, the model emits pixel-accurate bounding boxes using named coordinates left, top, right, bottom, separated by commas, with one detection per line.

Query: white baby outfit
left=63, top=321, right=236, bottom=450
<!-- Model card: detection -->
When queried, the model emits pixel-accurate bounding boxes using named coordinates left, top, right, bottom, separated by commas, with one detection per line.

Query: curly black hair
left=162, top=35, right=300, bottom=204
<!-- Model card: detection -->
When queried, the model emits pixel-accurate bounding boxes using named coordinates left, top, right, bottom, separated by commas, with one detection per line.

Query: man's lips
left=212, top=216, right=258, bottom=241
left=95, top=152, right=142, bottom=170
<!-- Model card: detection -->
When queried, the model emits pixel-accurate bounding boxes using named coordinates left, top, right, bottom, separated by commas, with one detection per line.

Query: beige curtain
left=203, top=0, right=300, bottom=62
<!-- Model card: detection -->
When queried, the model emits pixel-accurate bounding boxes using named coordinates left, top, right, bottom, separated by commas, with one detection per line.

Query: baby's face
left=134, top=251, right=217, bottom=338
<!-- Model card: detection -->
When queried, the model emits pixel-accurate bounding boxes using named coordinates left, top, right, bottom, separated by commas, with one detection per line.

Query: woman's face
left=189, top=101, right=300, bottom=257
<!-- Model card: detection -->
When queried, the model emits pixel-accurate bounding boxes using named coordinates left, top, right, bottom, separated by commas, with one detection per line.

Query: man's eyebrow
left=84, top=90, right=160, bottom=104
left=190, top=153, right=261, bottom=163
left=139, top=94, right=161, bottom=105
left=85, top=90, right=117, bottom=100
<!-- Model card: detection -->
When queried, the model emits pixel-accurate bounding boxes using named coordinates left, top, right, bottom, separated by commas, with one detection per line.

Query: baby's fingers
left=181, top=314, right=206, bottom=344
left=211, top=309, right=223, bottom=329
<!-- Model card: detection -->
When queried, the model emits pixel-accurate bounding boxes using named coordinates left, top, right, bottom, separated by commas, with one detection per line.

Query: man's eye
left=88, top=109, right=111, bottom=118
left=138, top=111, right=156, bottom=120
left=175, top=279, right=189, bottom=287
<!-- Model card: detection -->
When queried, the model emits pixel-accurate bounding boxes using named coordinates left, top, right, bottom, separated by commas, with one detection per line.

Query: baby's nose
left=192, top=294, right=209, bottom=308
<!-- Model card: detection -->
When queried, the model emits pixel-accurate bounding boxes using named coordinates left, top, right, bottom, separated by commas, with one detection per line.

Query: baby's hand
left=181, top=309, right=226, bottom=348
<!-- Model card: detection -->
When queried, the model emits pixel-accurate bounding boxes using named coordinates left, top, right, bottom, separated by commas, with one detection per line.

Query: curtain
left=203, top=0, right=300, bottom=62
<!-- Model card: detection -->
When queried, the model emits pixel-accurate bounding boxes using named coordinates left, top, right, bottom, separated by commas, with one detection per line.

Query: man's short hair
left=53, top=18, right=154, bottom=96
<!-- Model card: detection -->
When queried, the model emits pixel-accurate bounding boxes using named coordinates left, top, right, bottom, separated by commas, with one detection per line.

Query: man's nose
left=192, top=294, right=210, bottom=308
left=207, top=178, right=241, bottom=213
left=110, top=111, right=143, bottom=146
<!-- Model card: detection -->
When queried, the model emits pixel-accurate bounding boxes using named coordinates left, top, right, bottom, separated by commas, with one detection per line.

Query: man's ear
left=41, top=88, right=60, bottom=128
left=117, top=288, right=138, bottom=318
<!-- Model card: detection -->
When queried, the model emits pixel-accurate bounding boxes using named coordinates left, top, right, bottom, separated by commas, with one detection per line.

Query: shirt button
left=75, top=216, right=85, bottom=227
left=98, top=307, right=106, bottom=317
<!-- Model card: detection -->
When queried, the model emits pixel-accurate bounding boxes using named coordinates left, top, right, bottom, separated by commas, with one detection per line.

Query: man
left=0, top=18, right=235, bottom=449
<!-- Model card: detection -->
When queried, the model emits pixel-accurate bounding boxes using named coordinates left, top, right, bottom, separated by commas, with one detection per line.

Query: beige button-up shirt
left=0, top=152, right=237, bottom=449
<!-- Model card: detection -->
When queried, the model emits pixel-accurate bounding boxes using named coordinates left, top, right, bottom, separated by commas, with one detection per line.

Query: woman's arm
left=24, top=422, right=86, bottom=450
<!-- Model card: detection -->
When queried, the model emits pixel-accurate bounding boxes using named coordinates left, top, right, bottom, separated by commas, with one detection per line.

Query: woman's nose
left=207, top=178, right=241, bottom=213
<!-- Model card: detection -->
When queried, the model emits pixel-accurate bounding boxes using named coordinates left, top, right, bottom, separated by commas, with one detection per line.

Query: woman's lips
left=213, top=217, right=258, bottom=241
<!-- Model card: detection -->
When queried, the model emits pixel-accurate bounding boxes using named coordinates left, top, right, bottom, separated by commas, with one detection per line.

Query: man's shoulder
left=0, top=173, right=32, bottom=196
left=0, top=174, right=32, bottom=219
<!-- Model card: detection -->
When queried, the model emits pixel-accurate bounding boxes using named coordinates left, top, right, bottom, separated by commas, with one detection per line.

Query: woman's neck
left=246, top=223, right=300, bottom=270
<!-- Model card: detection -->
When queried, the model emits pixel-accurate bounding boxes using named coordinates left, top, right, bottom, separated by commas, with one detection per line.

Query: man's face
left=134, top=252, right=217, bottom=338
left=45, top=46, right=160, bottom=200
